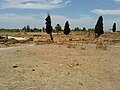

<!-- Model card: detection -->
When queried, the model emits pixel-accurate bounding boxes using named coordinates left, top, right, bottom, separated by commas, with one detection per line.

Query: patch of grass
left=96, top=41, right=108, bottom=50
left=67, top=43, right=75, bottom=48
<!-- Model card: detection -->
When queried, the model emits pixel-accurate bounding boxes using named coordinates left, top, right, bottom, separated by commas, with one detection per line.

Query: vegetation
left=0, top=28, right=19, bottom=32
left=64, top=21, right=70, bottom=35
left=45, top=14, right=53, bottom=41
left=26, top=25, right=31, bottom=32
left=21, top=25, right=41, bottom=32
left=22, top=25, right=31, bottom=32
left=88, top=28, right=94, bottom=31
left=32, top=27, right=41, bottom=32
left=0, top=14, right=119, bottom=34
left=22, top=26, right=27, bottom=32
left=42, top=27, right=45, bottom=32
left=74, top=27, right=81, bottom=31
left=112, top=23, right=116, bottom=32
left=95, top=16, right=104, bottom=38
left=0, top=27, right=42, bottom=33
left=55, top=24, right=62, bottom=33
left=82, top=27, right=86, bottom=31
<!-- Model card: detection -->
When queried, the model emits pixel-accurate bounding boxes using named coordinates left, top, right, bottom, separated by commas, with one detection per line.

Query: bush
left=112, top=23, right=116, bottom=32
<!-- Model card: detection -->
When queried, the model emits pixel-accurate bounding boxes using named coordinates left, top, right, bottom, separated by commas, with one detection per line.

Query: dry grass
left=0, top=31, right=120, bottom=50
left=0, top=31, right=120, bottom=90
left=67, top=43, right=76, bottom=48
left=80, top=43, right=86, bottom=50
left=96, top=41, right=108, bottom=50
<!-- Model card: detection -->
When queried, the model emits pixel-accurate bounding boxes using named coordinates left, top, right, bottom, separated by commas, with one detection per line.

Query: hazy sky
left=0, top=0, right=120, bottom=30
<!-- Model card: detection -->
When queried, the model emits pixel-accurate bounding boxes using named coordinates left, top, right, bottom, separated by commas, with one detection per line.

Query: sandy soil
left=0, top=32, right=120, bottom=90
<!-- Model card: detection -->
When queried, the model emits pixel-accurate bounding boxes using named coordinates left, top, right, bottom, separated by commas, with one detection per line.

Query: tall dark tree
left=22, top=25, right=31, bottom=32
left=26, top=25, right=30, bottom=32
left=64, top=21, right=70, bottom=35
left=45, top=14, right=53, bottom=40
left=112, top=23, right=116, bottom=32
left=82, top=27, right=86, bottom=31
left=95, top=16, right=104, bottom=38
left=22, top=26, right=27, bottom=32
left=42, top=27, right=45, bottom=32
left=55, top=24, right=62, bottom=33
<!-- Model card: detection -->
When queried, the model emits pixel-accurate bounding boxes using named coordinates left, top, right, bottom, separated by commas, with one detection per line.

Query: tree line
left=0, top=14, right=117, bottom=41
left=45, top=14, right=117, bottom=40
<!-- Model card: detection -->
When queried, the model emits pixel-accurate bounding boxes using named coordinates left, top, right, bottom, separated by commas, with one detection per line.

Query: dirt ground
left=0, top=31, right=120, bottom=90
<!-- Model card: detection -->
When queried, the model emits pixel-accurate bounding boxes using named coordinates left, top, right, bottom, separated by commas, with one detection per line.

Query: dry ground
left=0, top=31, right=120, bottom=90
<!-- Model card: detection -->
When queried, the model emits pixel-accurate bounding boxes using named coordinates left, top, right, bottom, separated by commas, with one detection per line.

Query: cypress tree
left=45, top=14, right=53, bottom=41
left=26, top=25, right=30, bottom=32
left=64, top=21, right=70, bottom=35
left=112, top=23, right=116, bottom=32
left=95, top=16, right=104, bottom=38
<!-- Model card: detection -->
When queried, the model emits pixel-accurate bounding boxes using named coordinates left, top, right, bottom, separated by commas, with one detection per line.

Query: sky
left=0, top=0, right=120, bottom=30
